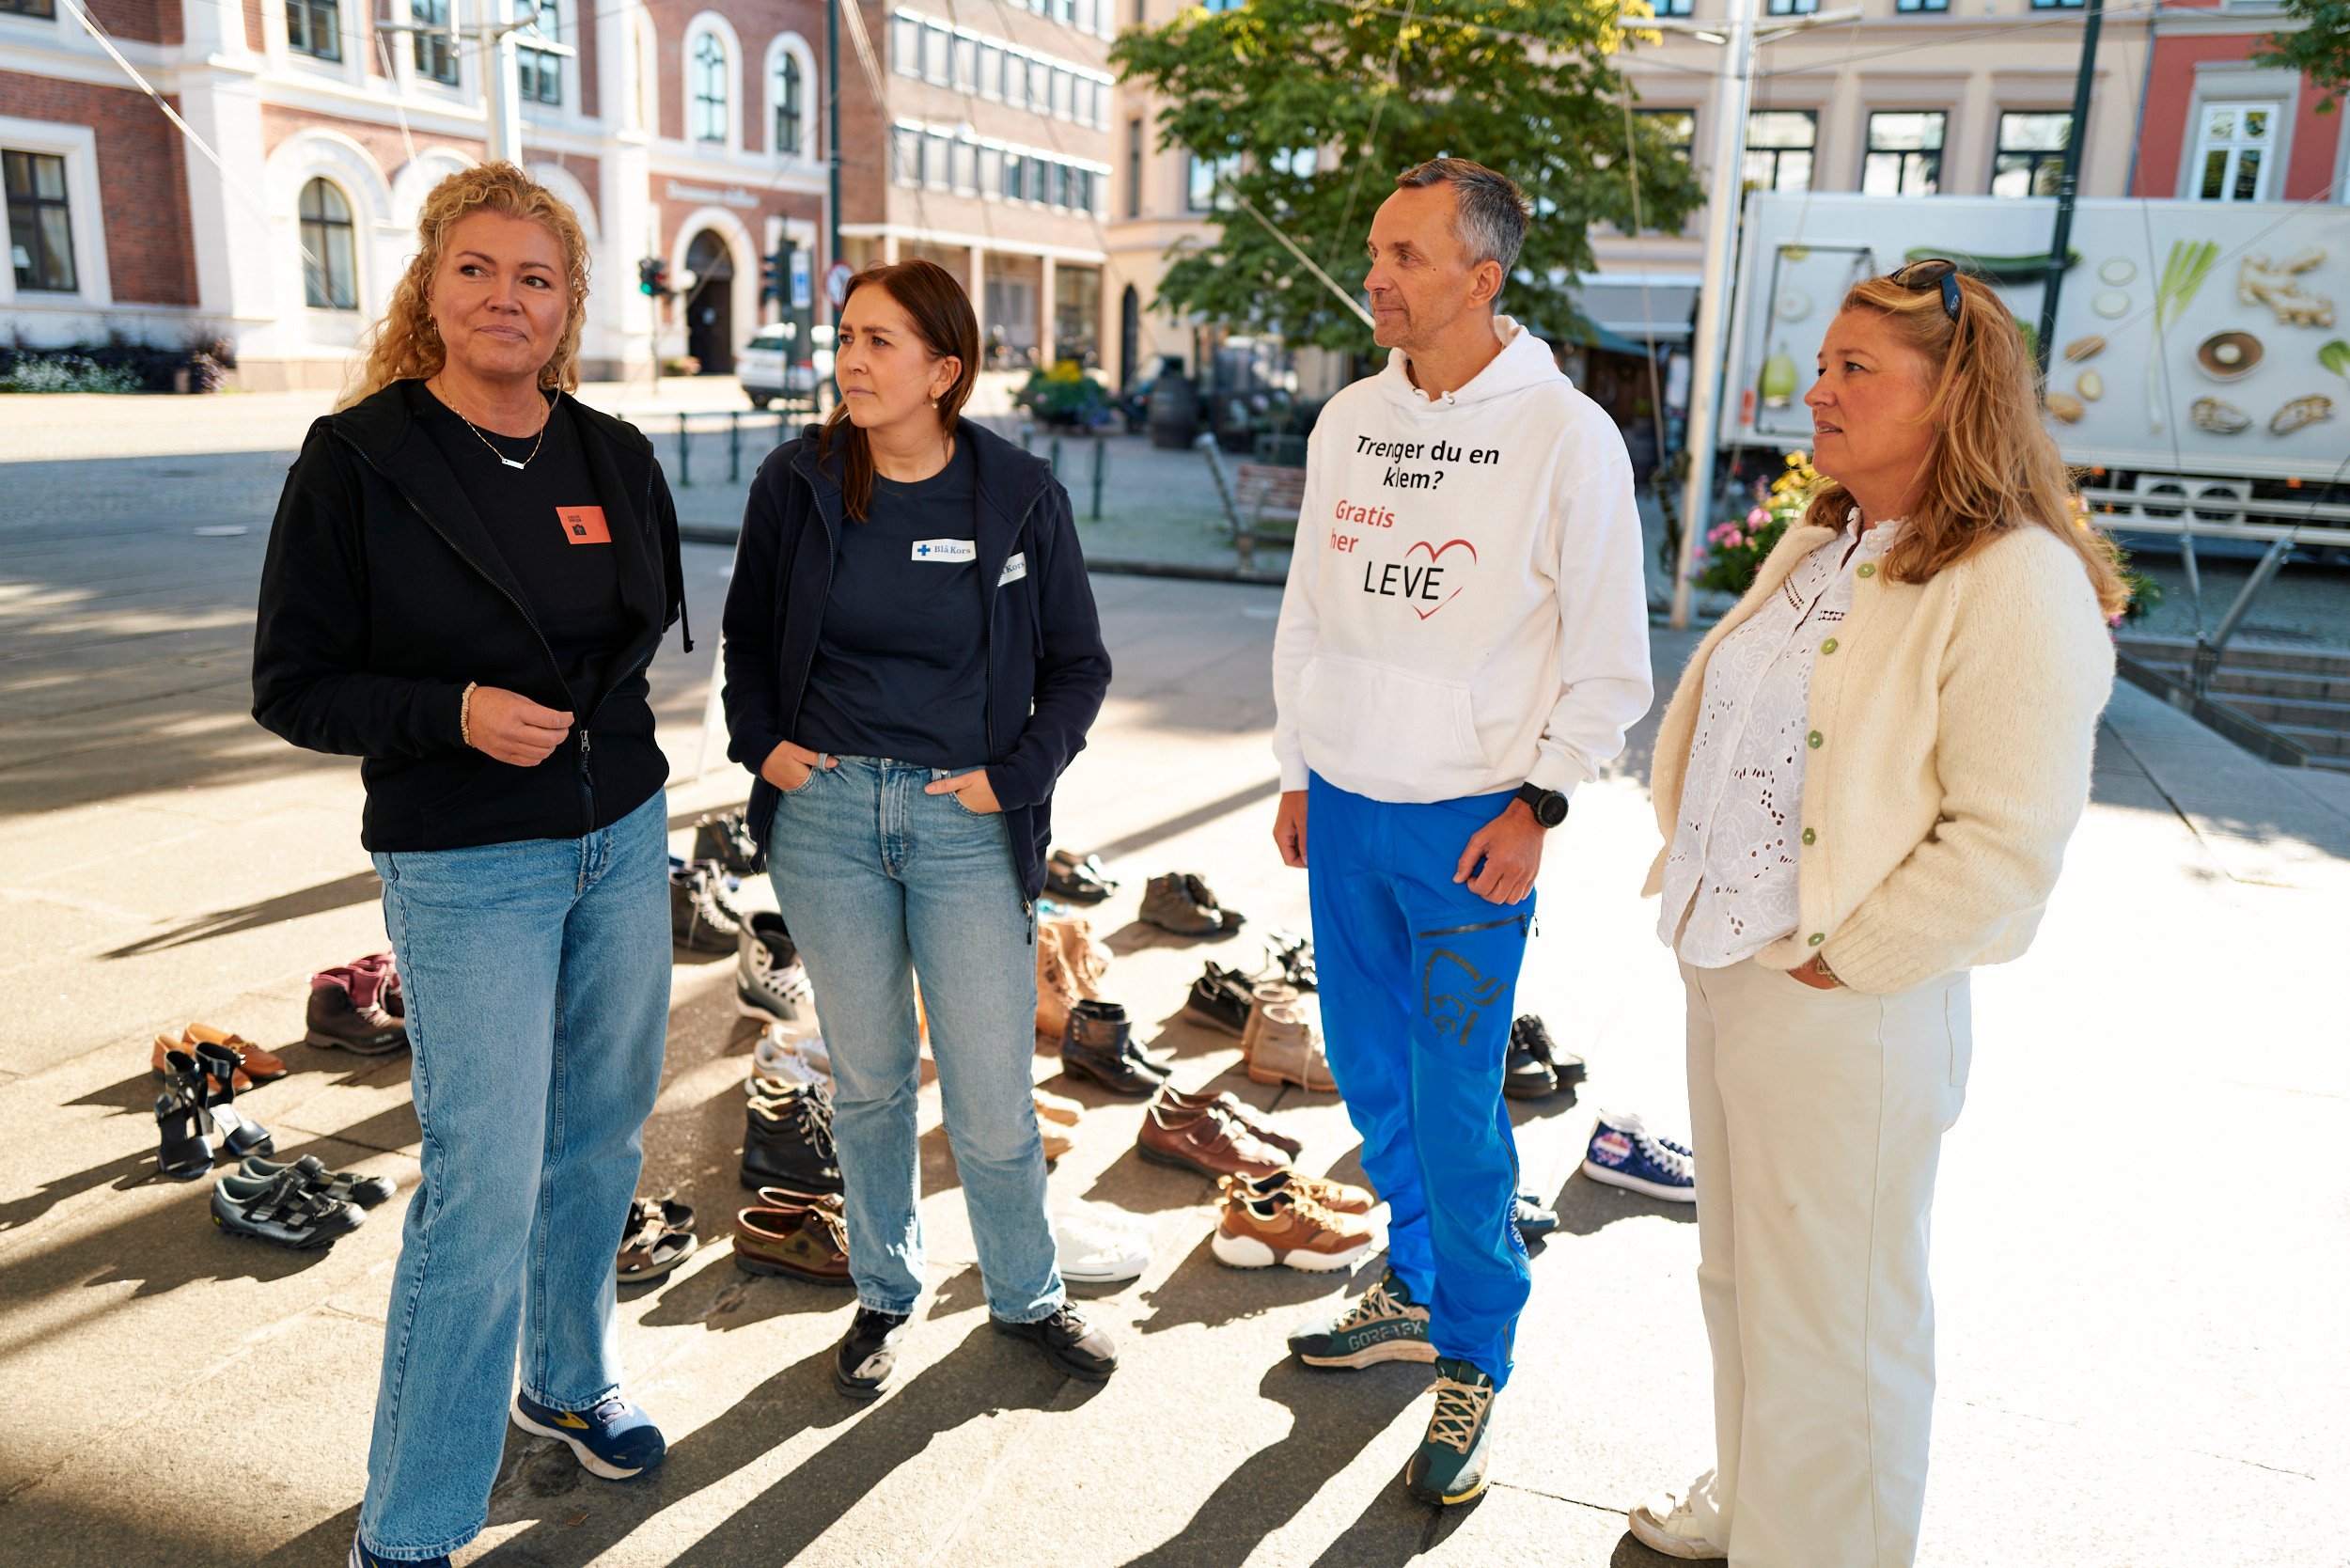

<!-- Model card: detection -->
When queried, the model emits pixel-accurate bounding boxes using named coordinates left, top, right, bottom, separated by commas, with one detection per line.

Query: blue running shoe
left=510, top=1390, right=667, bottom=1480
left=350, top=1536, right=450, bottom=1568
left=1582, top=1111, right=1696, bottom=1202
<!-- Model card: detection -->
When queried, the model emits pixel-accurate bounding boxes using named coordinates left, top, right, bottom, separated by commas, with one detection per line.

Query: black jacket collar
left=787, top=416, right=1056, bottom=599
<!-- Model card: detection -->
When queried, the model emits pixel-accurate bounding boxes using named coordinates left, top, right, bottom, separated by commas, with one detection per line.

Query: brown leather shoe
left=733, top=1203, right=853, bottom=1285
left=1136, top=1100, right=1291, bottom=1181
left=154, top=1025, right=288, bottom=1091
left=1225, top=1165, right=1377, bottom=1217
left=1152, top=1084, right=1304, bottom=1159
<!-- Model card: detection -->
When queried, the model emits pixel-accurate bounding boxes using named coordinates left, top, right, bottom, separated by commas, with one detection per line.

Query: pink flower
left=1747, top=507, right=1770, bottom=527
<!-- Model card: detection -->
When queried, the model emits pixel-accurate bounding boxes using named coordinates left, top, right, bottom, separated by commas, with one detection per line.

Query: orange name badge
left=556, top=506, right=611, bottom=544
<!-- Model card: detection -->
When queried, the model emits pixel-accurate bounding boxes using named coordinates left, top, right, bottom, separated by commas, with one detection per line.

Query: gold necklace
left=434, top=378, right=552, bottom=471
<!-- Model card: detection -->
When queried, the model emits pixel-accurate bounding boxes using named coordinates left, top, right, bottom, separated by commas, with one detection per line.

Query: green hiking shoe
left=1286, top=1268, right=1436, bottom=1369
left=1404, top=1357, right=1496, bottom=1506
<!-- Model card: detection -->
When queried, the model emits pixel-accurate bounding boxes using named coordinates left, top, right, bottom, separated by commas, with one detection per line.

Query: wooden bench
left=1197, top=433, right=1306, bottom=571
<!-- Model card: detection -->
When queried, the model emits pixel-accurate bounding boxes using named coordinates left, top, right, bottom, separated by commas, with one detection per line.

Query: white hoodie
left=1272, top=316, right=1653, bottom=805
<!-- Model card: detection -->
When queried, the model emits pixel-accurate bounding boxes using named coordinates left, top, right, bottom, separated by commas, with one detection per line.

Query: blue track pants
left=1306, top=772, right=1534, bottom=1387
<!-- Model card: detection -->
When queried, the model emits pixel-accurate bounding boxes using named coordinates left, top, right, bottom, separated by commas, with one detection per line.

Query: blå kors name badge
left=910, top=539, right=977, bottom=564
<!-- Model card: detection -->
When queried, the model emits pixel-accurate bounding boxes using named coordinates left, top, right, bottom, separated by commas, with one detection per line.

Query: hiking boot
left=1140, top=872, right=1229, bottom=936
left=1582, top=1110, right=1695, bottom=1202
left=742, top=1086, right=842, bottom=1193
left=306, top=965, right=408, bottom=1055
left=1227, top=1165, right=1376, bottom=1216
left=1247, top=1002, right=1337, bottom=1091
left=1152, top=1084, right=1302, bottom=1157
left=1060, top=1004, right=1165, bottom=1096
left=692, top=808, right=761, bottom=876
left=736, top=912, right=814, bottom=1024
left=833, top=1306, right=912, bottom=1399
left=1183, top=963, right=1254, bottom=1036
left=1137, top=1100, right=1291, bottom=1181
left=670, top=860, right=744, bottom=954
left=1512, top=1013, right=1584, bottom=1085
left=1503, top=1030, right=1558, bottom=1100
left=1240, top=979, right=1300, bottom=1060
left=733, top=1201, right=853, bottom=1285
left=992, top=1302, right=1119, bottom=1380
left=1288, top=1268, right=1435, bottom=1368
left=1404, top=1358, right=1497, bottom=1506
left=1183, top=872, right=1243, bottom=930
left=510, top=1390, right=666, bottom=1481
left=1212, top=1184, right=1376, bottom=1271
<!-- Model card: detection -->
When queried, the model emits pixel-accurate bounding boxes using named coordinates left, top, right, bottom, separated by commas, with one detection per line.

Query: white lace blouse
left=1658, top=514, right=1901, bottom=968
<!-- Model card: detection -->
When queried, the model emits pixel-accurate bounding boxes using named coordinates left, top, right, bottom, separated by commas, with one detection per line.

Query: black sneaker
left=1404, top=1358, right=1497, bottom=1506
left=992, top=1303, right=1119, bottom=1381
left=352, top=1538, right=450, bottom=1568
left=1183, top=964, right=1253, bottom=1037
left=833, top=1306, right=912, bottom=1399
left=1513, top=1191, right=1559, bottom=1242
left=742, top=1087, right=843, bottom=1193
left=1286, top=1267, right=1435, bottom=1369
left=693, top=808, right=761, bottom=876
left=671, top=860, right=744, bottom=954
left=1502, top=1031, right=1558, bottom=1100
left=1512, top=1014, right=1584, bottom=1085
left=211, top=1165, right=364, bottom=1249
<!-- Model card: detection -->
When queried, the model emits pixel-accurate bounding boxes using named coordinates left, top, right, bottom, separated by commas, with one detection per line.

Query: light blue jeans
left=766, top=755, right=1061, bottom=1323
left=358, top=791, right=670, bottom=1561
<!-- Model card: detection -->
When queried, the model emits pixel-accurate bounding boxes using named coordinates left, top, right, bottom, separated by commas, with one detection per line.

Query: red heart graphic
left=1403, top=538, right=1477, bottom=619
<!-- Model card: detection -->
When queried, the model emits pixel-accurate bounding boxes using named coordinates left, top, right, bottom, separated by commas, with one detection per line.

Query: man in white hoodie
left=1269, top=158, right=1653, bottom=1507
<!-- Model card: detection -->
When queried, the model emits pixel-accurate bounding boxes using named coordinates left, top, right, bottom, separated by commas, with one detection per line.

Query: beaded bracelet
left=460, top=681, right=478, bottom=748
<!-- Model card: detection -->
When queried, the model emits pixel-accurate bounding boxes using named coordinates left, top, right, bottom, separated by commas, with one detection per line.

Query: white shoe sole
left=1582, top=1159, right=1697, bottom=1203
left=1626, top=1505, right=1727, bottom=1559
left=509, top=1397, right=647, bottom=1481
left=1212, top=1228, right=1373, bottom=1271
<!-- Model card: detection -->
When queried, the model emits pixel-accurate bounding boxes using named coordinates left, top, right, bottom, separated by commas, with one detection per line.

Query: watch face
left=1537, top=794, right=1568, bottom=827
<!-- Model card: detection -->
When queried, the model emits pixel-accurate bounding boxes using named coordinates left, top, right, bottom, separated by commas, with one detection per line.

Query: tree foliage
left=2254, top=0, right=2350, bottom=113
left=1109, top=0, right=1705, bottom=353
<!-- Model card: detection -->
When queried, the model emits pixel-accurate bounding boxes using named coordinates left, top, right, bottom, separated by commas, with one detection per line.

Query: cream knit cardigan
left=1644, top=520, right=2115, bottom=996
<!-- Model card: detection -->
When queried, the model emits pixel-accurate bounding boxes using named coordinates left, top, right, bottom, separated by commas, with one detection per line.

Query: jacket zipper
left=1414, top=915, right=1528, bottom=939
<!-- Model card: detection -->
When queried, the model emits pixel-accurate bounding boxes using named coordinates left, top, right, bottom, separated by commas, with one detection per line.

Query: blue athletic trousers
left=1306, top=772, right=1535, bottom=1388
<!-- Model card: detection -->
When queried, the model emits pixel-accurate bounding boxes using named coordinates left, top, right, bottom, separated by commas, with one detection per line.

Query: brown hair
left=1806, top=269, right=2127, bottom=619
left=819, top=259, right=980, bottom=522
left=338, top=162, right=591, bottom=412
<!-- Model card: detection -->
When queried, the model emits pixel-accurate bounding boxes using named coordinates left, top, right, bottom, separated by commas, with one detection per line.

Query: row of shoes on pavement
left=1124, top=1080, right=1385, bottom=1271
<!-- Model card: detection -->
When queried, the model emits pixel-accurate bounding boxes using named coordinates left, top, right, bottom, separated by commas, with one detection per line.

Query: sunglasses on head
left=1890, top=258, right=1963, bottom=324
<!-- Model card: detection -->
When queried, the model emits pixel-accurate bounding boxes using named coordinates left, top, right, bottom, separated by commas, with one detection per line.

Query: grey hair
left=1394, top=157, right=1531, bottom=279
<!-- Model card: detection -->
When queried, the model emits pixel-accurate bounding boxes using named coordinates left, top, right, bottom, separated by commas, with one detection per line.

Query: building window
left=1125, top=118, right=1143, bottom=217
left=1647, top=0, right=1691, bottom=13
left=773, top=52, right=804, bottom=154
left=891, top=13, right=919, bottom=75
left=4, top=149, right=77, bottom=293
left=2029, top=0, right=2083, bottom=8
left=691, top=33, right=728, bottom=142
left=925, top=131, right=950, bottom=188
left=1201, top=0, right=1243, bottom=11
left=979, top=42, right=1001, bottom=96
left=412, top=0, right=457, bottom=85
left=1002, top=151, right=1026, bottom=201
left=954, top=138, right=978, bottom=193
left=0, top=0, right=59, bottom=16
left=953, top=35, right=977, bottom=91
left=1743, top=110, right=1816, bottom=193
left=1765, top=0, right=1816, bottom=13
left=298, top=177, right=357, bottom=309
left=2192, top=101, right=2280, bottom=202
left=286, top=0, right=341, bottom=60
left=923, top=21, right=949, bottom=82
left=517, top=0, right=561, bottom=105
left=1075, top=0, right=1093, bottom=29
left=1862, top=110, right=1943, bottom=196
left=1991, top=111, right=2070, bottom=196
left=1894, top=0, right=1946, bottom=10
left=979, top=145, right=1002, bottom=194
left=1186, top=150, right=1238, bottom=212
left=892, top=125, right=921, bottom=184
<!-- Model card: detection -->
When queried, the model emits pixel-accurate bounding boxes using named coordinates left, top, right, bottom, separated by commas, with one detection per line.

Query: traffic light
left=636, top=257, right=672, bottom=298
left=760, top=251, right=782, bottom=304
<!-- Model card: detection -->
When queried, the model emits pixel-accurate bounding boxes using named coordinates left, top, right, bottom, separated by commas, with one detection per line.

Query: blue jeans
left=1306, top=772, right=1534, bottom=1388
left=358, top=791, right=671, bottom=1560
left=766, top=756, right=1061, bottom=1323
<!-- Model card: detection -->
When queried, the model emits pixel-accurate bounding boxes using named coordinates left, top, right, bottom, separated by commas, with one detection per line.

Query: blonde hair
left=1806, top=269, right=2128, bottom=619
left=338, top=161, right=591, bottom=410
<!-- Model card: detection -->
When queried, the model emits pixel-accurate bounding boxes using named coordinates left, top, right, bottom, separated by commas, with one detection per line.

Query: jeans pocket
left=778, top=764, right=823, bottom=797
left=1945, top=980, right=1973, bottom=1090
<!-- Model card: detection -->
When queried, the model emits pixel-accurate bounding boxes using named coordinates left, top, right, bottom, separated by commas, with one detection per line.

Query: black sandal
left=211, top=1165, right=363, bottom=1248
left=618, top=1197, right=697, bottom=1285
left=1263, top=930, right=1317, bottom=992
left=194, top=1041, right=273, bottom=1158
left=154, top=1050, right=215, bottom=1181
left=1046, top=850, right=1119, bottom=902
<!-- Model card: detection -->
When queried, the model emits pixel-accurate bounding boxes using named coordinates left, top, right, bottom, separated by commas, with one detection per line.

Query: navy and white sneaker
left=1581, top=1111, right=1696, bottom=1202
left=510, top=1389, right=667, bottom=1480
left=350, top=1537, right=450, bottom=1568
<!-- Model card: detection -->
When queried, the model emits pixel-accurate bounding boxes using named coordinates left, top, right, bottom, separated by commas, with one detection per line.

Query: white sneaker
left=1054, top=1207, right=1151, bottom=1284
left=752, top=1026, right=826, bottom=1089
left=1627, top=1483, right=1727, bottom=1560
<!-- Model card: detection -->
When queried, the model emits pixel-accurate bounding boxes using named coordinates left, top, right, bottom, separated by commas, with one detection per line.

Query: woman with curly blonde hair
left=1627, top=262, right=2119, bottom=1566
left=252, top=162, right=690, bottom=1568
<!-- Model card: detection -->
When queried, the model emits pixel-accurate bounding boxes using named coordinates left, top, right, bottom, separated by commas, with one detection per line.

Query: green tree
left=2254, top=0, right=2350, bottom=112
left=1109, top=0, right=1704, bottom=354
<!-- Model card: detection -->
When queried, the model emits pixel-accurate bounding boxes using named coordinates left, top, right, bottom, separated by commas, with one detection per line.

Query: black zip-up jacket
left=722, top=420, right=1109, bottom=902
left=252, top=379, right=690, bottom=852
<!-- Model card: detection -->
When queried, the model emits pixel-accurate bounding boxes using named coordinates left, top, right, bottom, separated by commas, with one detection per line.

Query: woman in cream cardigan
left=1627, top=262, right=2123, bottom=1567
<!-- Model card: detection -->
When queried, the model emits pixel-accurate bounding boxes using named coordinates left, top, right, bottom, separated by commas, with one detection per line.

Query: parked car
left=738, top=325, right=817, bottom=410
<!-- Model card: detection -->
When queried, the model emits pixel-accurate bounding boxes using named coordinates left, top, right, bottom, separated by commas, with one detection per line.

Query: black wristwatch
left=1514, top=782, right=1569, bottom=829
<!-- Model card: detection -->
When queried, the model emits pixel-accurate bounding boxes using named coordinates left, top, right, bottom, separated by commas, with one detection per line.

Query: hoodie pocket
left=1297, top=653, right=1487, bottom=789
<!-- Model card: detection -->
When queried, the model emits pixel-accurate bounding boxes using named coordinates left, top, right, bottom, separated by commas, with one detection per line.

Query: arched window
left=772, top=51, right=804, bottom=156
left=299, top=177, right=357, bottom=309
left=517, top=0, right=562, bottom=105
left=691, top=33, right=729, bottom=143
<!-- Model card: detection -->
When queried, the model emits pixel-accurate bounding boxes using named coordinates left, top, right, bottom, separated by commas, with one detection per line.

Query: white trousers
left=1681, top=959, right=1971, bottom=1568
